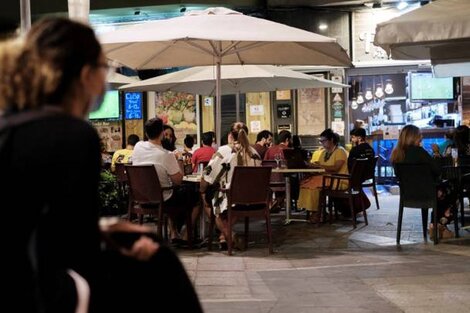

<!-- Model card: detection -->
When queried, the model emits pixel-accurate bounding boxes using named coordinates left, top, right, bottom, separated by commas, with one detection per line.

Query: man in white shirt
left=133, top=118, right=200, bottom=243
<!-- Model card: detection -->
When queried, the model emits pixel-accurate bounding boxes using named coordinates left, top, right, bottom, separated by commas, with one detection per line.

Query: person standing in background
left=111, top=134, right=140, bottom=172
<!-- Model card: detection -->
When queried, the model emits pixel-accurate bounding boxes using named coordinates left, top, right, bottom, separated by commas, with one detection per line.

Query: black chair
left=362, top=156, right=380, bottom=210
left=320, top=158, right=369, bottom=228
left=394, top=163, right=439, bottom=244
left=223, top=166, right=273, bottom=255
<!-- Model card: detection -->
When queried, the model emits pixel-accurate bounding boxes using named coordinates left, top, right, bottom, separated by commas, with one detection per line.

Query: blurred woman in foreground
left=0, top=17, right=202, bottom=313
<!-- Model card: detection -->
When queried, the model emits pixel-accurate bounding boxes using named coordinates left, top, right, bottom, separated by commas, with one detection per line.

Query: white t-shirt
left=132, top=141, right=181, bottom=201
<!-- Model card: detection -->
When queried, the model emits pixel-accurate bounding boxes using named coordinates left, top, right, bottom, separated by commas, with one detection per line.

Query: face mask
left=89, top=82, right=109, bottom=113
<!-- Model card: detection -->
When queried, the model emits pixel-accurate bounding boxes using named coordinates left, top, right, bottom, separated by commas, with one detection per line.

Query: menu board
left=124, top=92, right=143, bottom=120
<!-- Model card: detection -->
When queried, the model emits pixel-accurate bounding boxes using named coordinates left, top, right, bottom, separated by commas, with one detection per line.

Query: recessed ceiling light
left=319, top=23, right=328, bottom=31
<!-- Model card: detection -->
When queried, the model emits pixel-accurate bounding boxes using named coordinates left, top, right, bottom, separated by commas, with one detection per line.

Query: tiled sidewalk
left=176, top=194, right=470, bottom=313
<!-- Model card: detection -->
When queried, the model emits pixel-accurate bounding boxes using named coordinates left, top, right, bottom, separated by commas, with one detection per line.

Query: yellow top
left=111, top=148, right=133, bottom=172
left=310, top=148, right=324, bottom=163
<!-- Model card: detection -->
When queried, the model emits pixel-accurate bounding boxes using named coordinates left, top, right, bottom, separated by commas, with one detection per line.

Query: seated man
left=111, top=134, right=140, bottom=172
left=191, top=131, right=216, bottom=172
left=132, top=118, right=200, bottom=243
left=348, top=128, right=375, bottom=171
left=252, top=130, right=273, bottom=160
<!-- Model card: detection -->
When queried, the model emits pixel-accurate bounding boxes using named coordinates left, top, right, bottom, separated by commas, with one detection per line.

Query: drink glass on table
left=274, top=153, right=282, bottom=168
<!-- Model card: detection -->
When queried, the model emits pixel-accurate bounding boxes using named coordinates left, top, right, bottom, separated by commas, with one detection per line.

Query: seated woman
left=200, top=122, right=261, bottom=250
left=391, top=124, right=454, bottom=239
left=298, top=129, right=349, bottom=223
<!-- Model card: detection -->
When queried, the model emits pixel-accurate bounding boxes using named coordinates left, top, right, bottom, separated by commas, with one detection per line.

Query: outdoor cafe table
left=272, top=168, right=325, bottom=224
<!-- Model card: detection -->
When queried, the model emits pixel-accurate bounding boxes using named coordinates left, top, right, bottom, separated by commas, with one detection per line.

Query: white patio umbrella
left=374, top=0, right=470, bottom=70
left=106, top=72, right=139, bottom=88
left=119, top=65, right=348, bottom=94
left=100, top=7, right=351, bottom=144
left=119, top=64, right=348, bottom=120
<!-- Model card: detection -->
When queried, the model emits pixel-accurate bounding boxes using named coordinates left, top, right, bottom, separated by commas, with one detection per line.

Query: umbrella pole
left=236, top=92, right=240, bottom=122
left=216, top=54, right=222, bottom=147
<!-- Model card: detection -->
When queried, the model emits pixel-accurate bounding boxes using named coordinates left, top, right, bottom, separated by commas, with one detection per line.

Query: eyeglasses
left=95, top=61, right=117, bottom=76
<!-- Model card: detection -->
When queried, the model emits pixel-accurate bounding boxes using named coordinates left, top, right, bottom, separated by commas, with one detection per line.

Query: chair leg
left=362, top=200, right=368, bottom=226
left=265, top=209, right=273, bottom=254
left=453, top=202, right=460, bottom=238
left=349, top=196, right=356, bottom=228
left=208, top=209, right=215, bottom=251
left=433, top=205, right=439, bottom=245
left=373, top=183, right=380, bottom=210
left=421, top=208, right=428, bottom=242
left=244, top=217, right=249, bottom=250
left=227, top=209, right=233, bottom=256
left=397, top=201, right=404, bottom=244
left=460, top=195, right=465, bottom=227
left=186, top=212, right=193, bottom=249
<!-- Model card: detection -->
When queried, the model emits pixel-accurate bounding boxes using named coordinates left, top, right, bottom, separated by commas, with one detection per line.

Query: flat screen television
left=410, top=72, right=455, bottom=101
left=124, top=92, right=143, bottom=120
left=88, top=90, right=120, bottom=120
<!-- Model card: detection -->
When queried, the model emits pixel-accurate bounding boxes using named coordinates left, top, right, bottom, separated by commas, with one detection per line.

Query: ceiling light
left=319, top=23, right=328, bottom=31
left=397, top=1, right=409, bottom=10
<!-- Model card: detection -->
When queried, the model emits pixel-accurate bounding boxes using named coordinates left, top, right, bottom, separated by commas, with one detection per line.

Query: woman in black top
left=0, top=17, right=202, bottom=313
left=390, top=125, right=454, bottom=239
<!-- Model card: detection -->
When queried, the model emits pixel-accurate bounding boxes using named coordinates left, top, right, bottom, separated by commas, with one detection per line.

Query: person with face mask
left=0, top=17, right=202, bottom=313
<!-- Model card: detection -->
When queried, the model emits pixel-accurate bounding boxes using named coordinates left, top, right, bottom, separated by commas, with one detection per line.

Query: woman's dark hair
left=320, top=128, right=339, bottom=144
left=163, top=124, right=177, bottom=151
left=11, top=17, right=102, bottom=111
left=278, top=130, right=292, bottom=144
left=454, top=125, right=469, bottom=155
left=292, top=135, right=302, bottom=149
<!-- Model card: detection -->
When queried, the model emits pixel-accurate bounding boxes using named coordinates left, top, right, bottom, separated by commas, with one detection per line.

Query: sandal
left=307, top=211, right=321, bottom=224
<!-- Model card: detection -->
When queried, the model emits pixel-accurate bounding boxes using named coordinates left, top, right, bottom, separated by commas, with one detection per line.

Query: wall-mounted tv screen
left=124, top=92, right=143, bottom=120
left=88, top=90, right=120, bottom=120
left=410, top=72, right=454, bottom=101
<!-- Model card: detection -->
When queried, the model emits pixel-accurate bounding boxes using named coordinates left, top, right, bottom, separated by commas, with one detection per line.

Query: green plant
left=98, top=170, right=122, bottom=216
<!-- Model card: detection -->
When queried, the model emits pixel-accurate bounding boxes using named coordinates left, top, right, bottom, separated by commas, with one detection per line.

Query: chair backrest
left=362, top=156, right=378, bottom=182
left=125, top=165, right=163, bottom=204
left=229, top=166, right=272, bottom=205
left=114, top=163, right=128, bottom=183
left=349, top=158, right=370, bottom=190
left=261, top=160, right=284, bottom=184
left=394, top=163, right=437, bottom=208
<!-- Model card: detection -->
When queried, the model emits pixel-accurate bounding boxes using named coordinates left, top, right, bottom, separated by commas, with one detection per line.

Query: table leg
left=283, top=174, right=307, bottom=225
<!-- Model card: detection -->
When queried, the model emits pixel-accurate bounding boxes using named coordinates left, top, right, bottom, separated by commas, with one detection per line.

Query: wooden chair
left=320, top=158, right=369, bottom=228
left=394, top=163, right=439, bottom=244
left=261, top=160, right=286, bottom=211
left=114, top=163, right=130, bottom=215
left=225, top=166, right=272, bottom=255
left=361, top=156, right=380, bottom=210
left=125, top=165, right=192, bottom=246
